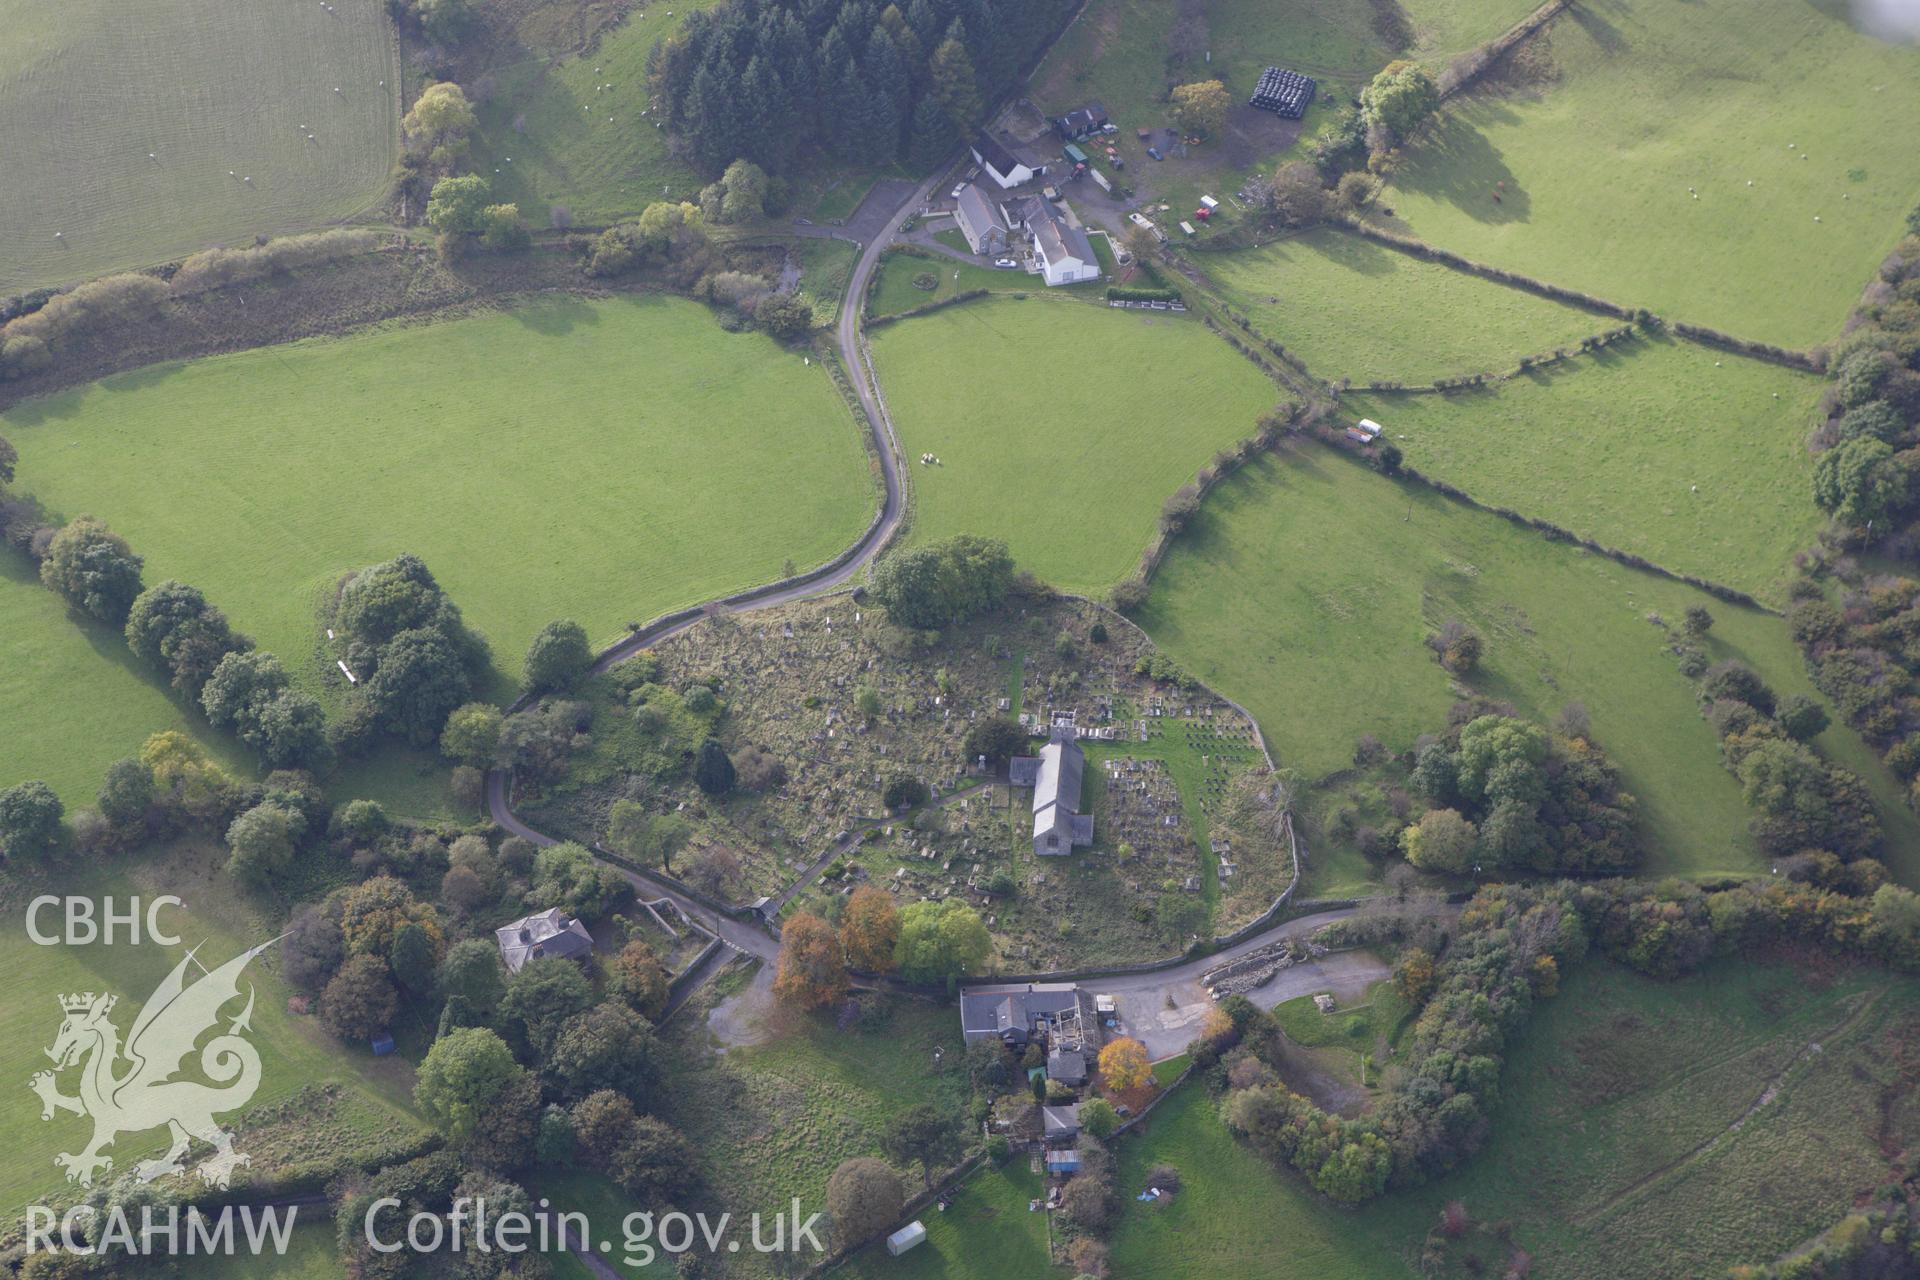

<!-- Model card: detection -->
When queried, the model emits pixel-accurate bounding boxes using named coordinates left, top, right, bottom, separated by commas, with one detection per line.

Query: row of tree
left=774, top=884, right=992, bottom=1002
left=1214, top=872, right=1920, bottom=1204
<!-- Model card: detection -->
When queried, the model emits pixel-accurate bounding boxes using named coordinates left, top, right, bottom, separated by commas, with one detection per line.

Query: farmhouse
left=960, top=981, right=1091, bottom=1049
left=1007, top=199, right=1100, bottom=289
left=495, top=907, right=595, bottom=974
left=970, top=130, right=1038, bottom=189
left=952, top=183, right=1009, bottom=256
left=1053, top=102, right=1110, bottom=140
left=1249, top=66, right=1317, bottom=119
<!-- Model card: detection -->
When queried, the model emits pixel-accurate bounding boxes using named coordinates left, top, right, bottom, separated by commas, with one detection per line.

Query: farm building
left=952, top=184, right=1009, bottom=255
left=1006, top=200, right=1100, bottom=290
left=960, top=981, right=1092, bottom=1050
left=1053, top=102, right=1110, bottom=140
left=495, top=907, right=594, bottom=974
left=970, top=130, right=1039, bottom=189
left=1249, top=66, right=1317, bottom=119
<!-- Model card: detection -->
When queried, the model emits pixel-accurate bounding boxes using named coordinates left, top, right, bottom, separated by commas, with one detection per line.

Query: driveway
left=1101, top=948, right=1393, bottom=1062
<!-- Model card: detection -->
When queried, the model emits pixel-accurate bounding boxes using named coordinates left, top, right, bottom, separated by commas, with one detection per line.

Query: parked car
left=1146, top=146, right=1164, bottom=161
left=993, top=257, right=1019, bottom=269
left=950, top=183, right=966, bottom=198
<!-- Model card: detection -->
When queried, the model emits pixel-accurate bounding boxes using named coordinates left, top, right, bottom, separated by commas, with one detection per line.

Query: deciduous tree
left=839, top=885, right=901, bottom=972
left=774, top=911, right=848, bottom=1009
left=1097, top=1037, right=1151, bottom=1092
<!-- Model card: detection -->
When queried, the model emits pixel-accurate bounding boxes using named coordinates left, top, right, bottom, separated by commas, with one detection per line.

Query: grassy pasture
left=1371, top=957, right=1920, bottom=1280
left=868, top=298, right=1281, bottom=595
left=467, top=1, right=723, bottom=227
left=1100, top=957, right=1919, bottom=1280
left=1134, top=446, right=1920, bottom=885
left=549, top=982, right=970, bottom=1279
left=0, top=0, right=398, bottom=294
left=1402, top=0, right=1545, bottom=58
left=0, top=557, right=246, bottom=805
left=1379, top=0, right=1920, bottom=347
left=4, top=296, right=874, bottom=709
left=1341, top=333, right=1827, bottom=603
left=1208, top=227, right=1605, bottom=383
left=1106, top=1081, right=1409, bottom=1280
left=0, top=842, right=425, bottom=1233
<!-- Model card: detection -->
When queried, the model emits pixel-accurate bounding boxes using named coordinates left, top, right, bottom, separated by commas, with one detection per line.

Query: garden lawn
left=5, top=295, right=874, bottom=706
left=1135, top=445, right=1920, bottom=884
left=869, top=298, right=1281, bottom=595
left=1209, top=227, right=1606, bottom=383
left=867, top=249, right=1080, bottom=319
left=1342, top=333, right=1826, bottom=603
left=0, top=556, right=245, bottom=805
left=0, top=841, right=426, bottom=1231
left=1379, top=0, right=1920, bottom=347
left=0, top=0, right=397, bottom=294
left=468, top=1, right=724, bottom=226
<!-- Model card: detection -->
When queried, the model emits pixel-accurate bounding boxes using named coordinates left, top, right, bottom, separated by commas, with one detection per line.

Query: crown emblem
left=59, top=992, right=113, bottom=1015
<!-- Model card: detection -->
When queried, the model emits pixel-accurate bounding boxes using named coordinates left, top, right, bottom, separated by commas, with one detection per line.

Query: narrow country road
left=483, top=167, right=1434, bottom=1034
left=485, top=170, right=943, bottom=966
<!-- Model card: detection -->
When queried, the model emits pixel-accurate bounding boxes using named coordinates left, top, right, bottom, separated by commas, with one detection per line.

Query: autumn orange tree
left=1097, top=1037, right=1151, bottom=1092
left=773, top=911, right=848, bottom=1009
left=839, top=885, right=901, bottom=973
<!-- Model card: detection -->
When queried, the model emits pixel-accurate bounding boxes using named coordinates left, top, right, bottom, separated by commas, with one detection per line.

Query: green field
left=1099, top=957, right=1920, bottom=1280
left=1135, top=446, right=1920, bottom=884
left=1033, top=0, right=1392, bottom=134
left=5, top=296, right=874, bottom=707
left=0, top=0, right=398, bottom=294
left=1402, top=0, right=1544, bottom=58
left=468, top=1, right=722, bottom=226
left=1368, top=957, right=1920, bottom=1280
left=1208, top=228, right=1607, bottom=383
left=0, top=557, right=245, bottom=805
left=869, top=298, right=1280, bottom=595
left=1106, top=1082, right=1411, bottom=1280
left=1379, top=0, right=1920, bottom=347
left=1340, top=333, right=1826, bottom=602
left=0, top=843, right=425, bottom=1231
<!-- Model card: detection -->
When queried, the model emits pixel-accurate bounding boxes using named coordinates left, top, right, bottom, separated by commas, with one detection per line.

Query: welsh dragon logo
left=28, top=939, right=276, bottom=1189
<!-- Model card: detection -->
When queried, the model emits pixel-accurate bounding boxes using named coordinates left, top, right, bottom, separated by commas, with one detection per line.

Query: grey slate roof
left=1009, top=755, right=1041, bottom=786
left=1042, top=1105, right=1082, bottom=1140
left=1031, top=210, right=1094, bottom=271
left=1033, top=735, right=1084, bottom=816
left=495, top=907, right=594, bottom=974
left=1047, top=1047, right=1088, bottom=1085
left=959, top=982, right=1082, bottom=1042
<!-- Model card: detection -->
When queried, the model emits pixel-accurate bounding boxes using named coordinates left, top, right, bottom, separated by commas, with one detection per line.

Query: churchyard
left=522, top=594, right=1293, bottom=970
